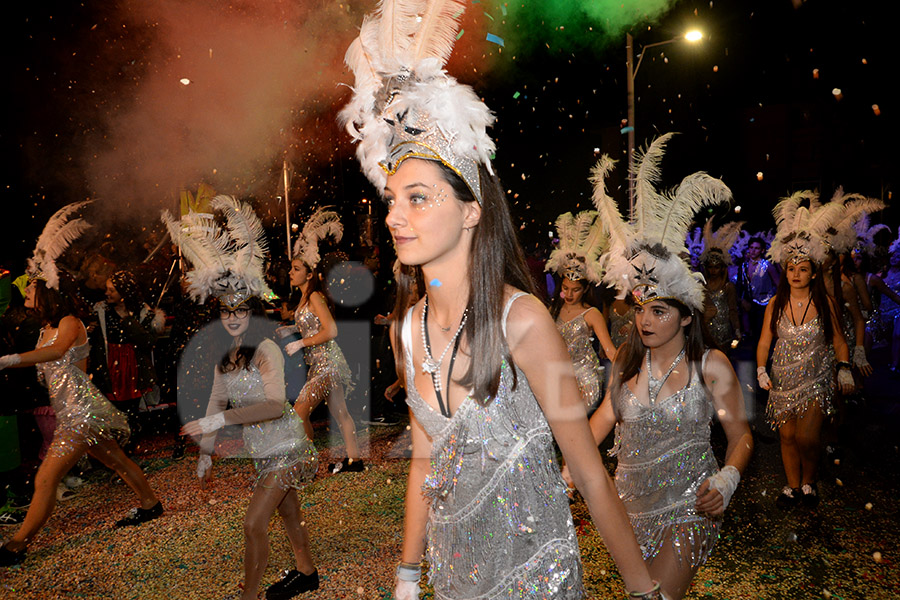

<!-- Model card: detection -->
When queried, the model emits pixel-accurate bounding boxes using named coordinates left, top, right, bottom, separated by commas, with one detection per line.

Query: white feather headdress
left=545, top=210, right=608, bottom=284
left=162, top=195, right=274, bottom=307
left=28, top=201, right=93, bottom=290
left=338, top=0, right=495, bottom=203
left=591, top=135, right=732, bottom=311
left=769, top=189, right=883, bottom=265
left=853, top=213, right=891, bottom=257
left=822, top=188, right=886, bottom=255
left=700, top=219, right=744, bottom=267
left=686, top=227, right=704, bottom=265
left=293, top=207, right=343, bottom=270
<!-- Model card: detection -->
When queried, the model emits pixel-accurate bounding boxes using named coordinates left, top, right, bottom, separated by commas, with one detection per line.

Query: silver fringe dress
left=609, top=352, right=721, bottom=566
left=706, top=289, right=736, bottom=350
left=766, top=314, right=834, bottom=428
left=294, top=305, right=353, bottom=405
left=556, top=310, right=604, bottom=408
left=37, top=324, right=130, bottom=459
left=401, top=293, right=582, bottom=599
left=203, top=339, right=318, bottom=489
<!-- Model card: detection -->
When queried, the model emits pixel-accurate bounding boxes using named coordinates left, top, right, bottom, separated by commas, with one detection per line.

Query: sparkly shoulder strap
left=401, top=305, right=415, bottom=362
left=501, top=292, right=531, bottom=338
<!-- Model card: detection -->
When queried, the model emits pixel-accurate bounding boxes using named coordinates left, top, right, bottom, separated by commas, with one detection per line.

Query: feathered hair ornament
left=27, top=200, right=93, bottom=290
left=769, top=188, right=884, bottom=265
left=545, top=210, right=608, bottom=283
left=162, top=195, right=274, bottom=308
left=338, top=0, right=495, bottom=203
left=293, top=207, right=343, bottom=271
left=820, top=188, right=886, bottom=255
left=700, top=219, right=744, bottom=267
left=590, top=134, right=732, bottom=312
left=852, top=214, right=890, bottom=258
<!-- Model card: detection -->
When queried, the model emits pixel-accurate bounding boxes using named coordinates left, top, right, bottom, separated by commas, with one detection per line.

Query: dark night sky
left=1, top=0, right=896, bottom=268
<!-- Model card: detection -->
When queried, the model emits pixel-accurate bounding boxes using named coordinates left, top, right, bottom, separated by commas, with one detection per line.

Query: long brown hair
left=390, top=162, right=538, bottom=404
left=768, top=260, right=834, bottom=342
left=611, top=298, right=706, bottom=393
left=548, top=276, right=599, bottom=320
left=32, top=274, right=88, bottom=327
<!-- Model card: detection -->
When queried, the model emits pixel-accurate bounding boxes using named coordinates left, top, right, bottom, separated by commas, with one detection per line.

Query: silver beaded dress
left=556, top=309, right=604, bottom=408
left=36, top=322, right=130, bottom=459
left=401, top=293, right=582, bottom=599
left=766, top=313, right=834, bottom=428
left=609, top=351, right=721, bottom=566
left=200, top=339, right=318, bottom=489
left=293, top=304, right=353, bottom=406
left=706, top=288, right=736, bottom=350
left=609, top=306, right=634, bottom=348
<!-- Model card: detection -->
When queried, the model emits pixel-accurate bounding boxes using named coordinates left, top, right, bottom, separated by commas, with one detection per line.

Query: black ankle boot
left=0, top=543, right=26, bottom=567
left=266, top=568, right=319, bottom=599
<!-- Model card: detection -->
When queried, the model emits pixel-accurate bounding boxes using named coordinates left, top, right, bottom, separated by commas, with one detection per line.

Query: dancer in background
left=545, top=210, right=617, bottom=409
left=166, top=196, right=319, bottom=600
left=576, top=141, right=752, bottom=600
left=1, top=203, right=162, bottom=567
left=339, top=2, right=660, bottom=598
left=699, top=219, right=743, bottom=354
left=756, top=191, right=854, bottom=509
left=281, top=208, right=362, bottom=473
left=867, top=232, right=900, bottom=373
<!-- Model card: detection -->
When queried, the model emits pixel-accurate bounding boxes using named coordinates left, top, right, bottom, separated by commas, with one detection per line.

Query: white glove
left=197, top=454, right=212, bottom=479
left=707, top=465, right=741, bottom=509
left=0, top=354, right=21, bottom=370
left=853, top=346, right=870, bottom=369
left=197, top=412, right=226, bottom=434
left=756, top=366, right=771, bottom=390
left=284, top=340, right=305, bottom=356
left=837, top=367, right=854, bottom=388
left=394, top=580, right=422, bottom=600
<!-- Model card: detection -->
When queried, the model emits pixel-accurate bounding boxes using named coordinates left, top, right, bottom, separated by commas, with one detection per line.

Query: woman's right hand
left=756, top=367, right=772, bottom=390
left=394, top=580, right=421, bottom=600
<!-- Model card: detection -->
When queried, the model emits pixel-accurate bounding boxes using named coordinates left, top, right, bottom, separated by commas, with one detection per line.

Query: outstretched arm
left=1, top=315, right=82, bottom=368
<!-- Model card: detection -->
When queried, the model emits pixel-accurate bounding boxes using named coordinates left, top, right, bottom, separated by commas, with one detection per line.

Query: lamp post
left=626, top=29, right=703, bottom=214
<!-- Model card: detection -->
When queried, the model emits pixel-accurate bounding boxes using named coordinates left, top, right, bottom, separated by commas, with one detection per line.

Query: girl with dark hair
left=756, top=191, right=855, bottom=510
left=339, top=4, right=661, bottom=599
left=0, top=278, right=163, bottom=567
left=168, top=196, right=320, bottom=600
left=544, top=210, right=618, bottom=409
left=282, top=208, right=361, bottom=473
left=574, top=138, right=753, bottom=600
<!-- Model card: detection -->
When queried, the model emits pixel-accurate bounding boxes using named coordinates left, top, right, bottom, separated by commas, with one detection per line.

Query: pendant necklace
left=645, top=347, right=686, bottom=404
left=421, top=296, right=468, bottom=417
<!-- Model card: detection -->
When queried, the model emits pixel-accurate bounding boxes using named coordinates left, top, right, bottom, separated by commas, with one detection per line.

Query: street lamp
left=625, top=29, right=703, bottom=213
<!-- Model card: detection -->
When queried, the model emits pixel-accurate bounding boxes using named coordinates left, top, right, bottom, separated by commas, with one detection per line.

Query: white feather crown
left=769, top=188, right=885, bottom=265
left=545, top=210, right=608, bottom=283
left=293, top=207, right=343, bottom=271
left=162, top=195, right=275, bottom=307
left=700, top=219, right=744, bottom=267
left=591, top=135, right=732, bottom=312
left=28, top=200, right=93, bottom=291
left=338, top=0, right=495, bottom=204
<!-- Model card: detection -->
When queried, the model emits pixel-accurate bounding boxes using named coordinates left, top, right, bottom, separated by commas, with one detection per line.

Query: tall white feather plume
left=293, top=207, right=344, bottom=271
left=853, top=213, right=890, bottom=256
left=213, top=195, right=271, bottom=298
left=408, top=0, right=467, bottom=65
left=28, top=200, right=93, bottom=290
left=700, top=219, right=744, bottom=266
left=590, top=134, right=732, bottom=311
left=824, top=188, right=886, bottom=254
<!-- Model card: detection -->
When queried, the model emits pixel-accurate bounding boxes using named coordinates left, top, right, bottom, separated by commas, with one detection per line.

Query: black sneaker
left=327, top=458, right=365, bottom=474
left=775, top=486, right=800, bottom=510
left=800, top=483, right=820, bottom=508
left=115, top=501, right=164, bottom=527
left=266, top=569, right=319, bottom=599
left=0, top=543, right=26, bottom=567
left=0, top=510, right=26, bottom=525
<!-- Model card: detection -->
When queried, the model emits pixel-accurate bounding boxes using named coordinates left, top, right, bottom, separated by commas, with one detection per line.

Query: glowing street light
left=625, top=29, right=704, bottom=213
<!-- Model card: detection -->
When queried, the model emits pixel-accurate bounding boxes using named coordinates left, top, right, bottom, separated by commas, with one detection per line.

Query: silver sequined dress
left=556, top=310, right=604, bottom=408
left=401, top=293, right=582, bottom=599
left=294, top=305, right=353, bottom=405
left=766, top=314, right=834, bottom=428
left=706, top=288, right=736, bottom=350
left=37, top=323, right=130, bottom=459
left=609, top=351, right=721, bottom=566
left=202, top=339, right=318, bottom=489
